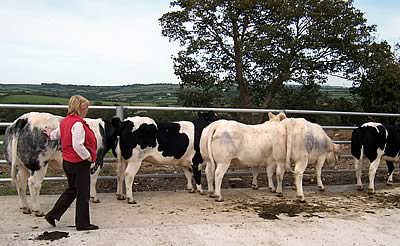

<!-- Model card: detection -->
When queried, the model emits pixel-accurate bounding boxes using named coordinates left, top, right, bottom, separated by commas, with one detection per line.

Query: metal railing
left=1, top=103, right=400, bottom=183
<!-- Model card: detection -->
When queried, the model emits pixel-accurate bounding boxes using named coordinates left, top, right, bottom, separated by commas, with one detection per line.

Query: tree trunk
left=232, top=15, right=252, bottom=123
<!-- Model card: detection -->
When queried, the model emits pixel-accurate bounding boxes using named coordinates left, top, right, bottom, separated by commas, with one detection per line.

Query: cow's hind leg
left=90, top=164, right=101, bottom=203
left=116, top=159, right=128, bottom=200
left=275, top=162, right=285, bottom=196
left=267, top=163, right=276, bottom=192
left=294, top=160, right=308, bottom=202
left=182, top=166, right=195, bottom=193
left=251, top=167, right=260, bottom=190
left=16, top=167, right=31, bottom=214
left=205, top=161, right=215, bottom=197
left=354, top=149, right=364, bottom=190
left=28, top=165, right=48, bottom=216
left=368, top=155, right=382, bottom=195
left=214, top=162, right=230, bottom=202
left=124, top=161, right=141, bottom=204
left=386, top=161, right=394, bottom=186
left=315, top=156, right=326, bottom=191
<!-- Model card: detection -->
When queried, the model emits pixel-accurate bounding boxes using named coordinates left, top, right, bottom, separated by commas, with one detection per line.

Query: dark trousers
left=47, top=160, right=91, bottom=228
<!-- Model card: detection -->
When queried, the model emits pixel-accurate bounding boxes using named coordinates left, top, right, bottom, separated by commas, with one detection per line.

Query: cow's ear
left=208, top=110, right=217, bottom=118
left=111, top=117, right=122, bottom=128
left=268, top=112, right=276, bottom=120
left=277, top=112, right=287, bottom=121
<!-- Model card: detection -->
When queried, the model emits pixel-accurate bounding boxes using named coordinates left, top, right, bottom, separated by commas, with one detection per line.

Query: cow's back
left=15, top=113, right=62, bottom=171
left=351, top=123, right=387, bottom=162
left=152, top=121, right=195, bottom=164
left=284, top=118, right=331, bottom=162
left=211, top=120, right=274, bottom=166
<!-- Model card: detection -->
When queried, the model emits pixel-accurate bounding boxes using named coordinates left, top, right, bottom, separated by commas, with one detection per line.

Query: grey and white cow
left=282, top=118, right=341, bottom=201
left=4, top=112, right=117, bottom=216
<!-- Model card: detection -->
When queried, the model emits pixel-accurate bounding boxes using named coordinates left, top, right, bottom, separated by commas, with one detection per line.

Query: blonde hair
left=67, top=95, right=90, bottom=116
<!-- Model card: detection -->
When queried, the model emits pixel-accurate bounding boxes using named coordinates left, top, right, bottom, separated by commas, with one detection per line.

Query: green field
left=0, top=83, right=180, bottom=106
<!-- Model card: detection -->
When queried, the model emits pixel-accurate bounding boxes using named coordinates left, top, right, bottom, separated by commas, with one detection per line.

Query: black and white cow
left=4, top=112, right=117, bottom=216
left=111, top=111, right=218, bottom=204
left=351, top=122, right=400, bottom=194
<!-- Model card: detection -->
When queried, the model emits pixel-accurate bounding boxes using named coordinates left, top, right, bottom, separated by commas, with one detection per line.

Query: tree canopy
left=159, top=0, right=379, bottom=111
left=351, top=43, right=400, bottom=118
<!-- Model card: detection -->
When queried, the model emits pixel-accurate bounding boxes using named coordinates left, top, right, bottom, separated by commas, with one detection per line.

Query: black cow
left=351, top=122, right=400, bottom=194
left=111, top=111, right=218, bottom=204
left=4, top=112, right=117, bottom=216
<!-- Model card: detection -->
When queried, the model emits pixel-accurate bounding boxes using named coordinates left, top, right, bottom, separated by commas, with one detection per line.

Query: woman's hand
left=88, top=156, right=93, bottom=162
left=43, top=127, right=54, bottom=137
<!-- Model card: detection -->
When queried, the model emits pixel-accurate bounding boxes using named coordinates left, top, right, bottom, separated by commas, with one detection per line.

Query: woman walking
left=44, top=95, right=98, bottom=231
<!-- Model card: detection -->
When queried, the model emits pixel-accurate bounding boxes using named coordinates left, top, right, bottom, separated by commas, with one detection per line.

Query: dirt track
left=1, top=183, right=400, bottom=246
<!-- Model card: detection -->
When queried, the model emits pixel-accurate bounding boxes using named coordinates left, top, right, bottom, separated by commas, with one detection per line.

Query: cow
left=200, top=112, right=287, bottom=202
left=351, top=122, right=400, bottom=194
left=282, top=118, right=341, bottom=202
left=111, top=111, right=218, bottom=204
left=3, top=112, right=117, bottom=216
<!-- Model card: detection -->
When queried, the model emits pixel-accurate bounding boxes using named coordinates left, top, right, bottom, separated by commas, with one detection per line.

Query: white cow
left=282, top=118, right=341, bottom=201
left=200, top=112, right=287, bottom=201
left=4, top=112, right=116, bottom=216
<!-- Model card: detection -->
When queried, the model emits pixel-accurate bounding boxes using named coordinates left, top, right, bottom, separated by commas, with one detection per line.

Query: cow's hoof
left=188, top=189, right=196, bottom=193
left=251, top=184, right=259, bottom=190
left=21, top=207, right=31, bottom=214
left=386, top=181, right=393, bottom=186
left=319, top=186, right=325, bottom=191
left=208, top=193, right=216, bottom=198
left=33, top=211, right=44, bottom=217
left=216, top=197, right=224, bottom=202
left=91, top=198, right=101, bottom=203
left=276, top=192, right=283, bottom=197
left=198, top=190, right=206, bottom=195
left=297, top=198, right=306, bottom=203
left=270, top=188, right=277, bottom=193
left=356, top=186, right=363, bottom=191
left=117, top=195, right=126, bottom=200
left=368, top=188, right=375, bottom=195
left=128, top=199, right=137, bottom=204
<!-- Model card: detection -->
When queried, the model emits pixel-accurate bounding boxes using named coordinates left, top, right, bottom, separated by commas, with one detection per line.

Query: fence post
left=115, top=105, right=125, bottom=120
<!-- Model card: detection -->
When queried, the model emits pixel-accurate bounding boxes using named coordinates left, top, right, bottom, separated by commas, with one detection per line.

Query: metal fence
left=1, top=103, right=400, bottom=183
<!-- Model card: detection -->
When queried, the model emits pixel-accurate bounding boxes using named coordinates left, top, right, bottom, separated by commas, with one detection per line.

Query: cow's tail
left=285, top=120, right=294, bottom=173
left=9, top=137, right=18, bottom=187
left=206, top=122, right=219, bottom=178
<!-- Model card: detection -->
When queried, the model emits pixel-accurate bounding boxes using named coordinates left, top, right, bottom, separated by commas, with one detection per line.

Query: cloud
left=0, top=1, right=180, bottom=85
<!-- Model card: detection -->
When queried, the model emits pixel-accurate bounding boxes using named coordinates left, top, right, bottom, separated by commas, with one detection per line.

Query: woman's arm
left=71, top=122, right=92, bottom=162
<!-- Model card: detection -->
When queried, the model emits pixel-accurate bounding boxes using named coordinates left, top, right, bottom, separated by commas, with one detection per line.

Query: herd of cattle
left=2, top=111, right=399, bottom=216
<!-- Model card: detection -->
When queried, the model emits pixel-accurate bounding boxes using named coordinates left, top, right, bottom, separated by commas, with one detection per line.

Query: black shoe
left=45, top=214, right=56, bottom=227
left=76, top=224, right=99, bottom=231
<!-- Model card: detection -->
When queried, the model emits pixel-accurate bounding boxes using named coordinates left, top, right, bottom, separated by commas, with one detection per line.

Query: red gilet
left=60, top=114, right=97, bottom=163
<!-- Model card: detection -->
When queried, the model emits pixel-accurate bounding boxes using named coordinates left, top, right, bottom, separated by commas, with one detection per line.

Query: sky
left=0, top=0, right=399, bottom=86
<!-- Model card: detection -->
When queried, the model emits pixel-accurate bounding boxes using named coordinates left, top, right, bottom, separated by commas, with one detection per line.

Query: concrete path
left=1, top=185, right=400, bottom=245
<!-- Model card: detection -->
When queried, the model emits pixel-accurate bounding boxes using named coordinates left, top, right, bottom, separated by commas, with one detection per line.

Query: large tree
left=351, top=42, right=400, bottom=118
left=159, top=0, right=376, bottom=111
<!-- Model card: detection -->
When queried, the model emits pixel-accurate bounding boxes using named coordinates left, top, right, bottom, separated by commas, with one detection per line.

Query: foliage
left=351, top=42, right=400, bottom=123
left=160, top=0, right=377, bottom=109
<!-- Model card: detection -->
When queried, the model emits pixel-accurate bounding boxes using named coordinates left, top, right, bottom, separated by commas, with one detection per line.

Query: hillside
left=0, top=83, right=350, bottom=106
left=0, top=83, right=180, bottom=106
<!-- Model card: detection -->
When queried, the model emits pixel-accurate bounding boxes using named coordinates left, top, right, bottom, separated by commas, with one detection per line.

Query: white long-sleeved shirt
left=50, top=122, right=91, bottom=161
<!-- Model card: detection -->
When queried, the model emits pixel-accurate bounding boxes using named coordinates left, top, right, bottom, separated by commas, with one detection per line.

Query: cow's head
left=197, top=111, right=219, bottom=124
left=110, top=117, right=123, bottom=157
left=326, top=143, right=342, bottom=165
left=103, top=120, right=119, bottom=154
